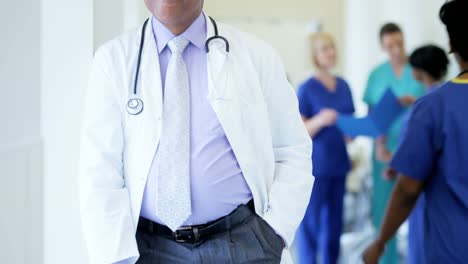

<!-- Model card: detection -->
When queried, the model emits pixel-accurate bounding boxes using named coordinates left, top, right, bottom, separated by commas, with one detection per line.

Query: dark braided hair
left=440, top=0, right=468, bottom=61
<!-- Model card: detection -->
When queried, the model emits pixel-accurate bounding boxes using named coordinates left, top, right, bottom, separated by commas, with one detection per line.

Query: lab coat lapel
left=205, top=14, right=251, bottom=173
left=206, top=14, right=255, bottom=196
left=132, top=19, right=163, bottom=182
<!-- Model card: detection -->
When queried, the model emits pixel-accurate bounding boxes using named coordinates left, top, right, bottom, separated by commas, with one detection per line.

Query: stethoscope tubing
left=127, top=16, right=228, bottom=116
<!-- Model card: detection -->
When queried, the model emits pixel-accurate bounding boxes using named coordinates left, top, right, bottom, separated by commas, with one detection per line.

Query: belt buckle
left=173, top=226, right=193, bottom=243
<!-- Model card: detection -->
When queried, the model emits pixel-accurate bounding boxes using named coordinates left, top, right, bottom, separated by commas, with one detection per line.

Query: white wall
left=94, top=0, right=123, bottom=49
left=219, top=17, right=320, bottom=87
left=204, top=0, right=344, bottom=66
left=94, top=0, right=148, bottom=49
left=344, top=0, right=453, bottom=114
left=204, top=0, right=345, bottom=80
left=0, top=0, right=43, bottom=263
left=41, top=0, right=93, bottom=263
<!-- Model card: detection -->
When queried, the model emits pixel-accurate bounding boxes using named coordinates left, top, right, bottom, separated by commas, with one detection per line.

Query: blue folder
left=337, top=88, right=404, bottom=138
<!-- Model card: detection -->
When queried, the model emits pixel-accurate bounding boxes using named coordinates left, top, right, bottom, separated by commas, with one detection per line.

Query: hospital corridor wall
left=0, top=0, right=43, bottom=263
left=1, top=0, right=93, bottom=263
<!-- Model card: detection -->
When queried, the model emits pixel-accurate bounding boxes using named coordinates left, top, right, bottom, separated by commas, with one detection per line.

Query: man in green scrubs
left=363, top=23, right=424, bottom=264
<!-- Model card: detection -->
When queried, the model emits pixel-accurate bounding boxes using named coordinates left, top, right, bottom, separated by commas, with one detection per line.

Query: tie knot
left=168, top=36, right=190, bottom=54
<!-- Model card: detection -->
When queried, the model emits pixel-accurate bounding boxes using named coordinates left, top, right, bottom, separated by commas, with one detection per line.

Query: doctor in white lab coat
left=79, top=1, right=313, bottom=263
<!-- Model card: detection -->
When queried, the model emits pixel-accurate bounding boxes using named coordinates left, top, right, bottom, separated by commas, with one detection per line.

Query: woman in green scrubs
left=363, top=23, right=424, bottom=264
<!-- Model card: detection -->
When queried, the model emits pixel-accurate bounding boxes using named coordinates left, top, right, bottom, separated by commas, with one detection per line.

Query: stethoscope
left=127, top=16, right=230, bottom=115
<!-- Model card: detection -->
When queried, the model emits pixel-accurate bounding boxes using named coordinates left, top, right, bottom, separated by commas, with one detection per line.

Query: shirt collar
left=151, top=13, right=207, bottom=54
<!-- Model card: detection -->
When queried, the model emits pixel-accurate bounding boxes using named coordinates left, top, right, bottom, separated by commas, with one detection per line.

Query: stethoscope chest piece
left=127, top=97, right=144, bottom=115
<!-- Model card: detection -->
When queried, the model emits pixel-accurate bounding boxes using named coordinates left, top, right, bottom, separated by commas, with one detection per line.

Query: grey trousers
left=136, top=213, right=285, bottom=264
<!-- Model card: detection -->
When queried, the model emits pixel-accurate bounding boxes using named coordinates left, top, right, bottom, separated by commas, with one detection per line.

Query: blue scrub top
left=398, top=86, right=439, bottom=264
left=297, top=77, right=355, bottom=178
left=390, top=79, right=468, bottom=263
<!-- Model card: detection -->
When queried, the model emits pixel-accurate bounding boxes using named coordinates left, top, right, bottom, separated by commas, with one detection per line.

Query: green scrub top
left=364, top=61, right=425, bottom=151
left=364, top=61, right=424, bottom=264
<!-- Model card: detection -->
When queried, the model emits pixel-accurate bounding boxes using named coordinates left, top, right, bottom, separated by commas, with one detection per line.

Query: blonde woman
left=296, top=32, right=355, bottom=264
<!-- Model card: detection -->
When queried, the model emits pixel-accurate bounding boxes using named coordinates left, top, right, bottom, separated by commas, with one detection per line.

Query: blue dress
left=391, top=78, right=468, bottom=263
left=296, top=77, right=355, bottom=264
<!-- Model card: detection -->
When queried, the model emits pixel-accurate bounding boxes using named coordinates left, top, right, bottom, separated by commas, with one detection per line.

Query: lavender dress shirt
left=140, top=14, right=253, bottom=226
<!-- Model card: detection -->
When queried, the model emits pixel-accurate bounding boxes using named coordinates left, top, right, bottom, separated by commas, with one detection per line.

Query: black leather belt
left=138, top=200, right=255, bottom=244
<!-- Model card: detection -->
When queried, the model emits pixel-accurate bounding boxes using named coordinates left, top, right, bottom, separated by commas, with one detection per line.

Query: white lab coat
left=79, top=13, right=314, bottom=264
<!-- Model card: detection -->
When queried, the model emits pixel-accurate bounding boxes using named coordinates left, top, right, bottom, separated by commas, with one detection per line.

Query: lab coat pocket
left=235, top=81, right=262, bottom=108
left=81, top=188, right=136, bottom=263
left=84, top=188, right=132, bottom=222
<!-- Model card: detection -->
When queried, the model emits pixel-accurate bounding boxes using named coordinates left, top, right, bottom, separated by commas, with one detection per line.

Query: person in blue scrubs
left=375, top=45, right=449, bottom=264
left=363, top=1, right=468, bottom=263
left=296, top=32, right=355, bottom=264
left=363, top=22, right=425, bottom=264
